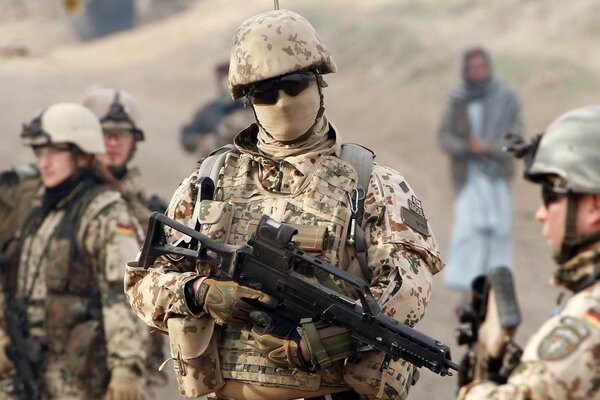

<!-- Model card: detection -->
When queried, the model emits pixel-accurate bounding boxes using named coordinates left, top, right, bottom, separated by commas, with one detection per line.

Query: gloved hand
left=249, top=328, right=304, bottom=368
left=105, top=367, right=141, bottom=400
left=195, top=279, right=272, bottom=325
left=0, top=334, right=14, bottom=374
left=249, top=313, right=354, bottom=371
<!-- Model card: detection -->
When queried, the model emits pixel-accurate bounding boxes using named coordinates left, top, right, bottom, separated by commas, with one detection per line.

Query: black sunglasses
left=541, top=181, right=567, bottom=208
left=246, top=71, right=318, bottom=105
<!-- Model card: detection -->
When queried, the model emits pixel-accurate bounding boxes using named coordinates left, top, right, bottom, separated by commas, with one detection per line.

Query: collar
left=118, top=166, right=143, bottom=197
left=233, top=122, right=341, bottom=178
left=554, top=249, right=600, bottom=292
left=41, top=171, right=93, bottom=214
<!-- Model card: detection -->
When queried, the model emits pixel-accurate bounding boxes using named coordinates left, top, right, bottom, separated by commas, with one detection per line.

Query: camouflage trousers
left=0, top=356, right=103, bottom=400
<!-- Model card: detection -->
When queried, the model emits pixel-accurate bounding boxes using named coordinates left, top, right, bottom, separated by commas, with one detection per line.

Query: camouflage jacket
left=120, top=166, right=150, bottom=230
left=0, top=164, right=42, bottom=249
left=458, top=249, right=600, bottom=400
left=0, top=178, right=146, bottom=380
left=125, top=126, right=443, bottom=399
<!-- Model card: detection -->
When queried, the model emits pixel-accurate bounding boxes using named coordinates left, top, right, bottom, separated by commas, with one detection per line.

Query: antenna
left=274, top=0, right=279, bottom=10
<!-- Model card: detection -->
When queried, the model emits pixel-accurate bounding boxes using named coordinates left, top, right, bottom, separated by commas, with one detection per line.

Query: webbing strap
left=340, top=143, right=375, bottom=283
left=340, top=143, right=375, bottom=224
left=197, top=144, right=238, bottom=186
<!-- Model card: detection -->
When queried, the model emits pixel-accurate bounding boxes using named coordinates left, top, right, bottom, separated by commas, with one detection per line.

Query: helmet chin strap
left=556, top=193, right=600, bottom=264
left=251, top=78, right=326, bottom=145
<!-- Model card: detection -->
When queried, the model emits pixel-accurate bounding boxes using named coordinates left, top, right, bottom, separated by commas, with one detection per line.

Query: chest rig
left=192, top=143, right=374, bottom=388
left=11, top=182, right=110, bottom=354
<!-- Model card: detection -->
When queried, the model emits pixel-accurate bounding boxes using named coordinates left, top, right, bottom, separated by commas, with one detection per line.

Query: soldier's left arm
left=344, top=165, right=444, bottom=399
left=458, top=290, right=600, bottom=400
left=82, top=199, right=147, bottom=375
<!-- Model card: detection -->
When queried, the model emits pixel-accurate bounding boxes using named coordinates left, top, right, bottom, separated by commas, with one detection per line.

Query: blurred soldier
left=180, top=62, right=253, bottom=157
left=0, top=164, right=41, bottom=250
left=0, top=103, right=145, bottom=399
left=458, top=106, right=600, bottom=399
left=82, top=87, right=168, bottom=389
left=126, top=9, right=443, bottom=400
left=83, top=87, right=167, bottom=225
left=439, top=48, right=524, bottom=293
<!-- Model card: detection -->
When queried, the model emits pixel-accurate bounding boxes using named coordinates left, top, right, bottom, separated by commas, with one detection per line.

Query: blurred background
left=1, top=0, right=598, bottom=398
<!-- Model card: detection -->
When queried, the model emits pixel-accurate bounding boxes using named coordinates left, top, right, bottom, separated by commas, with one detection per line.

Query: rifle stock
left=456, top=266, right=521, bottom=384
left=133, top=212, right=459, bottom=376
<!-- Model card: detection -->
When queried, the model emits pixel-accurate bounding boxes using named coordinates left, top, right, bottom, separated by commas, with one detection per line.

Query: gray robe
left=438, top=79, right=524, bottom=192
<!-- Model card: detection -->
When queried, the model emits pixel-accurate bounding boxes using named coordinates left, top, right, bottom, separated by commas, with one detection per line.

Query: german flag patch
left=116, top=224, right=134, bottom=236
left=584, top=308, right=600, bottom=330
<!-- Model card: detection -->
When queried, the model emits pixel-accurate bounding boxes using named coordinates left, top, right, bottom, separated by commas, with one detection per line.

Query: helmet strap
left=556, top=193, right=600, bottom=263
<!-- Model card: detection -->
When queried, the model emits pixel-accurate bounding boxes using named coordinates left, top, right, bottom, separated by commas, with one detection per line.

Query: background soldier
left=83, top=87, right=167, bottom=226
left=458, top=105, right=600, bottom=399
left=180, top=62, right=253, bottom=157
left=0, top=103, right=145, bottom=399
left=439, top=48, right=524, bottom=296
left=126, top=9, right=443, bottom=400
left=82, top=87, right=169, bottom=390
left=0, top=163, right=41, bottom=250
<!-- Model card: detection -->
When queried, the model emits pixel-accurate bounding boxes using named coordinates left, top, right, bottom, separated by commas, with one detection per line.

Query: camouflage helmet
left=21, top=103, right=106, bottom=154
left=228, top=9, right=337, bottom=100
left=83, top=87, right=144, bottom=141
left=526, top=105, right=600, bottom=194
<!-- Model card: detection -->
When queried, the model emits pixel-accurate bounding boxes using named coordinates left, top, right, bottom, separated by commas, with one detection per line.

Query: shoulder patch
left=401, top=206, right=430, bottom=237
left=401, top=195, right=429, bottom=236
left=584, top=308, right=600, bottom=330
left=537, top=316, right=589, bottom=361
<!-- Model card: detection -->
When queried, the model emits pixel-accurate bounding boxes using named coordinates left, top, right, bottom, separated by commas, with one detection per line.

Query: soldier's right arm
left=457, top=294, right=600, bottom=400
left=125, top=170, right=204, bottom=331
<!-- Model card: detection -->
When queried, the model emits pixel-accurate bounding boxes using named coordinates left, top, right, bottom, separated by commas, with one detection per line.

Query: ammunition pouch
left=166, top=316, right=224, bottom=397
left=64, top=320, right=109, bottom=397
left=299, top=319, right=354, bottom=371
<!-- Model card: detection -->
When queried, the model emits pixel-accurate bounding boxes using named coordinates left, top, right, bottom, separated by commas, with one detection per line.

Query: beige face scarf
left=254, top=81, right=330, bottom=158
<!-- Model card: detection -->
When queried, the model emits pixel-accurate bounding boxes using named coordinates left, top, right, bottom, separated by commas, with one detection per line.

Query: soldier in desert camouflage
left=0, top=103, right=145, bottom=399
left=83, top=87, right=167, bottom=226
left=83, top=87, right=169, bottom=392
left=125, top=9, right=443, bottom=400
left=458, top=106, right=600, bottom=399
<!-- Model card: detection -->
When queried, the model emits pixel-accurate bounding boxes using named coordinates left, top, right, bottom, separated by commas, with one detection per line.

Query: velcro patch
left=400, top=206, right=429, bottom=237
left=537, top=316, right=589, bottom=361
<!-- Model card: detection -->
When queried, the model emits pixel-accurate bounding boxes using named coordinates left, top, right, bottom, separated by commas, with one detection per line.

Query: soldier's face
left=535, top=198, right=567, bottom=253
left=252, top=79, right=321, bottom=142
left=97, top=129, right=135, bottom=168
left=34, top=144, right=76, bottom=188
left=535, top=192, right=600, bottom=255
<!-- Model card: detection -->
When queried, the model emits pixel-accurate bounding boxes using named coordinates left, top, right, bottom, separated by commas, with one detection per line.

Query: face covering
left=253, top=81, right=321, bottom=143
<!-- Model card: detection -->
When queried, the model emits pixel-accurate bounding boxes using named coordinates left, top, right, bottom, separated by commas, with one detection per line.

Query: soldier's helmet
left=526, top=105, right=600, bottom=194
left=21, top=103, right=106, bottom=154
left=228, top=9, right=337, bottom=100
left=83, top=87, right=144, bottom=141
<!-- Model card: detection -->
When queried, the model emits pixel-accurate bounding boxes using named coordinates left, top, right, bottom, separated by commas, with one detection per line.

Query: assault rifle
left=1, top=245, right=42, bottom=400
left=133, top=211, right=459, bottom=376
left=456, top=266, right=522, bottom=386
left=5, top=305, right=42, bottom=400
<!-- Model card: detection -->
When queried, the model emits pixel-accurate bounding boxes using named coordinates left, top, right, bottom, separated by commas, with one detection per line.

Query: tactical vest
left=12, top=181, right=113, bottom=395
left=198, top=151, right=359, bottom=387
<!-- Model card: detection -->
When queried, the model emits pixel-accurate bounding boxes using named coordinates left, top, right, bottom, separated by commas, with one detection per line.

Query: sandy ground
left=1, top=0, right=599, bottom=398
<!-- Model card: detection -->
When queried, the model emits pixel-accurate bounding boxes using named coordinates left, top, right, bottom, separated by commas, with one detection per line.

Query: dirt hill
left=1, top=0, right=598, bottom=398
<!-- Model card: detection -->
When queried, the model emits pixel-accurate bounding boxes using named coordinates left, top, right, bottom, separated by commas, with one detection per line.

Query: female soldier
left=0, top=103, right=145, bottom=400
